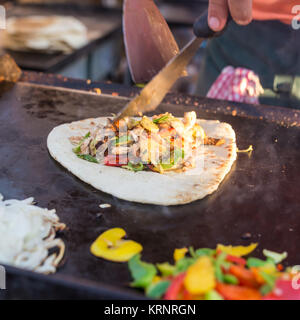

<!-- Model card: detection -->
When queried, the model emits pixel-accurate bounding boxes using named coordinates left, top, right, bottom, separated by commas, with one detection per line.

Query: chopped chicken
left=72, top=112, right=221, bottom=173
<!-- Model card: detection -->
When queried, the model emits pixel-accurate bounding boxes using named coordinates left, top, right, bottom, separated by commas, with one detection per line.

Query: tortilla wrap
left=4, top=16, right=87, bottom=53
left=47, top=117, right=237, bottom=206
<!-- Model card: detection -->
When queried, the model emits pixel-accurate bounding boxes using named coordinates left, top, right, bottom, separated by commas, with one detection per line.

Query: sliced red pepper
left=164, top=273, right=186, bottom=300
left=159, top=127, right=177, bottom=138
left=229, top=265, right=260, bottom=288
left=104, top=155, right=128, bottom=167
left=216, top=282, right=262, bottom=300
left=277, top=264, right=284, bottom=271
left=263, top=279, right=300, bottom=300
left=168, top=128, right=177, bottom=135
left=182, top=289, right=194, bottom=300
left=226, top=254, right=247, bottom=266
left=216, top=250, right=246, bottom=266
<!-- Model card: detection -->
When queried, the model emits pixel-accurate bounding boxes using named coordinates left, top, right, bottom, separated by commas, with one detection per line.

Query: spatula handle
left=193, top=9, right=232, bottom=38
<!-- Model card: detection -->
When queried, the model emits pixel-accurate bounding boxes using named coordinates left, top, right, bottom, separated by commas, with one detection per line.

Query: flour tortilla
left=4, top=16, right=87, bottom=53
left=47, top=117, right=237, bottom=206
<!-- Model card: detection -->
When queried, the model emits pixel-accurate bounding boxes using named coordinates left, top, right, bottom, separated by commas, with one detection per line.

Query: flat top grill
left=0, top=81, right=299, bottom=299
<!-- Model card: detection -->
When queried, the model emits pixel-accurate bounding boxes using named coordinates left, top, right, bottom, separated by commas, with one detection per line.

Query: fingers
left=208, top=0, right=253, bottom=32
left=208, top=0, right=229, bottom=31
left=228, top=0, right=253, bottom=25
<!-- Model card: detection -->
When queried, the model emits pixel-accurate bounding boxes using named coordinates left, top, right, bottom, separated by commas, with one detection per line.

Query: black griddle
left=0, top=81, right=300, bottom=299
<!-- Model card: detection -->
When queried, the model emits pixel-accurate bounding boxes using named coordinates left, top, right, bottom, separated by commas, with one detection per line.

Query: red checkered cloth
left=207, top=66, right=264, bottom=104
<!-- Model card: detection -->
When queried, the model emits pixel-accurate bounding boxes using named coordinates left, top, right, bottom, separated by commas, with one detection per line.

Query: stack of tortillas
left=3, top=16, right=88, bottom=53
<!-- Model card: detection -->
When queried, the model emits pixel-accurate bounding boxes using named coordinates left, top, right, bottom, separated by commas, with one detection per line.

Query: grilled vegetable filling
left=70, top=112, right=224, bottom=173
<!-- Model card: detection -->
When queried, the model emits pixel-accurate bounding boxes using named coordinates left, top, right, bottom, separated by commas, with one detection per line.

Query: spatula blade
left=114, top=37, right=203, bottom=123
left=123, top=0, right=180, bottom=84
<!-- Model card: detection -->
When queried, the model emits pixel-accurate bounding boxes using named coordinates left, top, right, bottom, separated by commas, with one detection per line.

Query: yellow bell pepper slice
left=173, top=248, right=188, bottom=262
left=90, top=228, right=143, bottom=262
left=152, top=276, right=162, bottom=284
left=217, top=243, right=258, bottom=257
left=184, top=256, right=216, bottom=295
left=258, top=263, right=277, bottom=275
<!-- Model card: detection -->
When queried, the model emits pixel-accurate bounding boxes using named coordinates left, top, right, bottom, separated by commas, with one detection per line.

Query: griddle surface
left=0, top=82, right=300, bottom=298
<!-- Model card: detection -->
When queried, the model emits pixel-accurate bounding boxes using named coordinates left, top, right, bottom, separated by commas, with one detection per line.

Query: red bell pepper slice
left=216, top=282, right=262, bottom=300
left=104, top=155, right=128, bottom=167
left=182, top=289, right=194, bottom=300
left=277, top=264, right=284, bottom=271
left=215, top=250, right=246, bottom=266
left=229, top=265, right=260, bottom=288
left=226, top=255, right=247, bottom=266
left=164, top=273, right=186, bottom=300
left=263, top=279, right=300, bottom=300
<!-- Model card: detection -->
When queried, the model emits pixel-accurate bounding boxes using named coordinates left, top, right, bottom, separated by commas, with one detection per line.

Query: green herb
left=160, top=162, right=174, bottom=170
left=73, top=145, right=82, bottom=154
left=128, top=254, right=157, bottom=289
left=220, top=261, right=231, bottom=271
left=77, top=154, right=99, bottom=163
left=260, top=284, right=274, bottom=296
left=146, top=280, right=171, bottom=299
left=247, top=257, right=271, bottom=268
left=189, top=246, right=196, bottom=258
left=72, top=132, right=91, bottom=154
left=156, top=263, right=176, bottom=277
left=263, top=249, right=288, bottom=264
left=194, top=248, right=216, bottom=258
left=259, top=271, right=276, bottom=288
left=122, top=162, right=144, bottom=172
left=175, top=257, right=196, bottom=274
left=153, top=114, right=170, bottom=124
left=189, top=247, right=216, bottom=259
left=174, top=148, right=185, bottom=163
left=112, top=135, right=133, bottom=146
left=214, top=252, right=227, bottom=282
left=205, top=290, right=224, bottom=300
left=161, top=148, right=184, bottom=170
left=223, top=274, right=239, bottom=285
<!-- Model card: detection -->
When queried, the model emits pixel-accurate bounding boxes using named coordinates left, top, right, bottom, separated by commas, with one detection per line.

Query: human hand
left=208, top=0, right=253, bottom=31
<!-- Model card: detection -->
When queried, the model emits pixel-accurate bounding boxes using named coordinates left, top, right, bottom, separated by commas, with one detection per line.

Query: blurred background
left=0, top=0, right=209, bottom=94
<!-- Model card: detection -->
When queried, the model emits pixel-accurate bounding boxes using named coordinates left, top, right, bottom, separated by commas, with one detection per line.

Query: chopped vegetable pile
left=70, top=112, right=225, bottom=173
left=127, top=244, right=299, bottom=300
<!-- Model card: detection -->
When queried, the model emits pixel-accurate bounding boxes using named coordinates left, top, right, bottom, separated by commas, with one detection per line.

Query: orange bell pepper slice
left=250, top=267, right=267, bottom=285
left=216, top=282, right=262, bottom=300
left=229, top=265, right=260, bottom=288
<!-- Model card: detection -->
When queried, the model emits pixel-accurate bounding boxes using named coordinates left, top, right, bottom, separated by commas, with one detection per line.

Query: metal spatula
left=114, top=10, right=232, bottom=123
left=123, top=0, right=180, bottom=84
